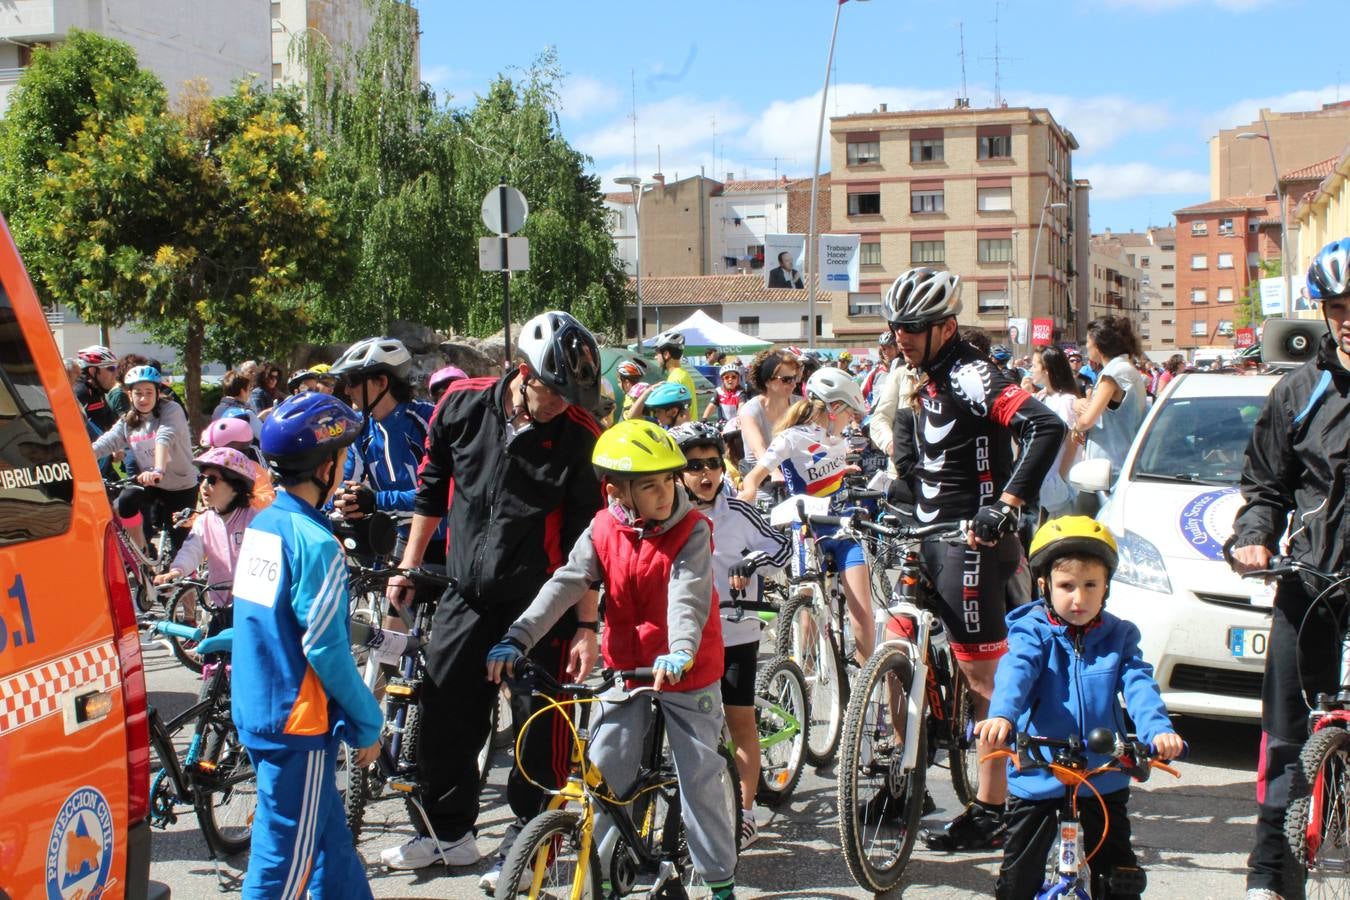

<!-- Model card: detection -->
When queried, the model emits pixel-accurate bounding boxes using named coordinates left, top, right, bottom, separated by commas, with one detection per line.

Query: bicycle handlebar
left=1006, top=730, right=1187, bottom=781
left=348, top=564, right=457, bottom=591
left=509, top=657, right=654, bottom=698
left=1222, top=535, right=1349, bottom=583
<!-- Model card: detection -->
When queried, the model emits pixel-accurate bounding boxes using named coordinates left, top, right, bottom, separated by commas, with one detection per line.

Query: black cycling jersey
left=898, top=338, right=1064, bottom=524
left=74, top=378, right=117, bottom=433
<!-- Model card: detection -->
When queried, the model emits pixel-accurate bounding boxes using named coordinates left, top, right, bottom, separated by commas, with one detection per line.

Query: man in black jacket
left=383, top=312, right=603, bottom=887
left=1233, top=238, right=1350, bottom=900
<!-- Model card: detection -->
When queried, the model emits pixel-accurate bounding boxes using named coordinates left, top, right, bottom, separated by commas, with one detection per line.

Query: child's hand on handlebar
left=1230, top=544, right=1273, bottom=574
left=153, top=568, right=183, bottom=586
left=1151, top=731, right=1186, bottom=761
left=652, top=650, right=692, bottom=690
left=975, top=716, right=1014, bottom=748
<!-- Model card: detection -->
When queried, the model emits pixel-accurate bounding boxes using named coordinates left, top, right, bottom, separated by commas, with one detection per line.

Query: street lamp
left=805, top=0, right=869, bottom=350
left=615, top=175, right=649, bottom=342
left=1025, top=193, right=1069, bottom=351
left=1237, top=117, right=1292, bottom=317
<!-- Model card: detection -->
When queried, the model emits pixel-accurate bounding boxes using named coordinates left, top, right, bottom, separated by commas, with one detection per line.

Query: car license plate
left=1229, top=627, right=1269, bottom=659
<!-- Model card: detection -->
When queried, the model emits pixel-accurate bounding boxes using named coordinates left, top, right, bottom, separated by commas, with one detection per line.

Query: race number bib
left=234, top=529, right=283, bottom=608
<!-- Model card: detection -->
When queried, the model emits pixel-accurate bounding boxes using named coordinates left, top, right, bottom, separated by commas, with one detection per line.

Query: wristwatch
left=575, top=621, right=599, bottom=632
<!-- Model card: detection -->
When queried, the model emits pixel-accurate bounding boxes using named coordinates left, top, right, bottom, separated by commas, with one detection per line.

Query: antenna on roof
left=958, top=21, right=970, bottom=108
left=630, top=68, right=638, bottom=176
left=980, top=1, right=1019, bottom=108
left=711, top=114, right=717, bottom=180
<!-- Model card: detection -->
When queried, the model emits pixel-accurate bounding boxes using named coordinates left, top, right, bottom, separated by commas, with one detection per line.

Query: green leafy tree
left=1236, top=258, right=1279, bottom=329
left=24, top=74, right=338, bottom=421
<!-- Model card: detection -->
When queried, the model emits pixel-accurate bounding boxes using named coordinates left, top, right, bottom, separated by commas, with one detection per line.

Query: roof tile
left=1282, top=156, right=1340, bottom=181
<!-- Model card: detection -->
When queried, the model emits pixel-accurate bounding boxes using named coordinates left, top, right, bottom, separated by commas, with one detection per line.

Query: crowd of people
left=70, top=235, right=1350, bottom=900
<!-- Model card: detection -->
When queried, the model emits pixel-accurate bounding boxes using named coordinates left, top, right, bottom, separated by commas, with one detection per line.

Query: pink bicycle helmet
left=428, top=365, right=467, bottom=394
left=192, top=447, right=257, bottom=483
left=201, top=417, right=254, bottom=449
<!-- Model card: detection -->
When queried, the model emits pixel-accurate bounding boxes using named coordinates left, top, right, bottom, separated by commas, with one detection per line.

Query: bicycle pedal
left=384, top=677, right=420, bottom=702
left=386, top=776, right=418, bottom=794
left=1106, top=866, right=1146, bottom=894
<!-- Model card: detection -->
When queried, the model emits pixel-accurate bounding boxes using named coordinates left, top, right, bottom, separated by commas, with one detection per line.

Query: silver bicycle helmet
left=806, top=368, right=866, bottom=414
left=1308, top=238, right=1350, bottom=300
left=652, top=329, right=686, bottom=352
left=882, top=267, right=963, bottom=326
left=330, top=337, right=413, bottom=381
left=517, top=310, right=601, bottom=408
left=669, top=420, right=725, bottom=454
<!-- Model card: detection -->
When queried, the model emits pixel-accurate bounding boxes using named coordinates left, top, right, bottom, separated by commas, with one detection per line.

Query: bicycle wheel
left=498, top=809, right=603, bottom=899
left=478, top=686, right=500, bottom=789
left=838, top=644, right=928, bottom=893
left=777, top=594, right=847, bottom=766
left=1286, top=725, right=1350, bottom=897
left=755, top=656, right=810, bottom=807
left=192, top=686, right=257, bottom=856
left=948, top=666, right=981, bottom=807
left=165, top=585, right=211, bottom=674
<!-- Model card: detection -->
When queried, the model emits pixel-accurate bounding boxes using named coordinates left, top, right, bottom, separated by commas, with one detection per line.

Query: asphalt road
left=145, top=637, right=1261, bottom=898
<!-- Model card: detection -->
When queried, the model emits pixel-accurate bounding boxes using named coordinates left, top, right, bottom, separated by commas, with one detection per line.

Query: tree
left=1236, top=258, right=1278, bottom=329
left=24, top=74, right=339, bottom=421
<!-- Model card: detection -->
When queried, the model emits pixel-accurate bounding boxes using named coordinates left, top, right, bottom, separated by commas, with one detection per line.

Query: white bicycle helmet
left=882, top=267, right=963, bottom=326
left=77, top=345, right=117, bottom=368
left=652, top=329, right=685, bottom=352
left=806, top=367, right=866, bottom=414
left=330, top=337, right=413, bottom=381
left=517, top=311, right=601, bottom=408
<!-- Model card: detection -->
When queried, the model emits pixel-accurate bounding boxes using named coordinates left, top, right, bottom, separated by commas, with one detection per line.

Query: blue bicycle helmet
left=123, top=365, right=162, bottom=387
left=261, top=392, right=363, bottom=479
left=644, top=381, right=692, bottom=409
left=991, top=344, right=1012, bottom=363
left=1308, top=238, right=1350, bottom=300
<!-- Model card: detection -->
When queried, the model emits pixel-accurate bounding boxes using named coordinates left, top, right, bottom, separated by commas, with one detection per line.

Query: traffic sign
left=481, top=185, right=528, bottom=235
left=478, top=236, right=530, bottom=272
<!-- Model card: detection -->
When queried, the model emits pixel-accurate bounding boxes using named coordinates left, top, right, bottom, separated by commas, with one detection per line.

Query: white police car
left=1071, top=372, right=1282, bottom=721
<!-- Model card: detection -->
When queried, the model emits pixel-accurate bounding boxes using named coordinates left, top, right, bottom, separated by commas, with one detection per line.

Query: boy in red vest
left=486, top=419, right=737, bottom=899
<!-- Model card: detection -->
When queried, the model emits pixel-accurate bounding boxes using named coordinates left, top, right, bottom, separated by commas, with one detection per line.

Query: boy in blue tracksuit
left=231, top=392, right=383, bottom=899
left=977, top=516, right=1184, bottom=900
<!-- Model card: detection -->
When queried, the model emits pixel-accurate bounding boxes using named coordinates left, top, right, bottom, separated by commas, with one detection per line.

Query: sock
left=710, top=881, right=736, bottom=900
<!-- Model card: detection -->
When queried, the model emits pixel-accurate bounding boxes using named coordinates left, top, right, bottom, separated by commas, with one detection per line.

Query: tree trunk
left=184, top=311, right=204, bottom=434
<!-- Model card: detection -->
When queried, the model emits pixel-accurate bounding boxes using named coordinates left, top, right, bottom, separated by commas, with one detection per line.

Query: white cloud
left=559, top=75, right=622, bottom=121
left=1104, top=0, right=1273, bottom=10
left=422, top=64, right=454, bottom=89
left=1209, top=84, right=1346, bottom=132
left=576, top=95, right=748, bottom=165
left=1078, top=162, right=1208, bottom=200
left=1018, top=92, right=1173, bottom=156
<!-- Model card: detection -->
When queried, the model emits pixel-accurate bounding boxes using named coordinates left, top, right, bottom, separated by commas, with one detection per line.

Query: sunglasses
left=891, top=321, right=934, bottom=335
left=199, top=473, right=222, bottom=486
left=684, top=458, right=724, bottom=472
left=772, top=374, right=801, bottom=385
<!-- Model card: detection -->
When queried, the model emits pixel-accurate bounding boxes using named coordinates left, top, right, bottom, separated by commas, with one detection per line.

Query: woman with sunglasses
left=740, top=349, right=801, bottom=504
left=249, top=363, right=286, bottom=413
left=154, top=447, right=262, bottom=621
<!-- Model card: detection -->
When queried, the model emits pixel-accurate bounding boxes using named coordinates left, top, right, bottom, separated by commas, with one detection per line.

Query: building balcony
left=0, top=0, right=91, bottom=41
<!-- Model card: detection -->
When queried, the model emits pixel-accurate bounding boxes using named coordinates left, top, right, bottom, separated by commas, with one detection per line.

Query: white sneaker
left=479, top=859, right=502, bottom=895
left=381, top=833, right=481, bottom=869
left=738, top=811, right=759, bottom=851
left=1245, top=891, right=1284, bottom=900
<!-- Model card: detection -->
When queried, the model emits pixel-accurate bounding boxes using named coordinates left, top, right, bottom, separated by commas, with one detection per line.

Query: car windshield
left=1131, top=393, right=1266, bottom=485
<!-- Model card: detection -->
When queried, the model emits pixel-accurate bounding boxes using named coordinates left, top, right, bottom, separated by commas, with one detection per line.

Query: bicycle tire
left=398, top=703, right=422, bottom=830
left=838, top=644, right=928, bottom=893
left=1286, top=725, right=1350, bottom=898
left=755, top=655, right=810, bottom=807
left=165, top=584, right=210, bottom=674
left=192, top=682, right=256, bottom=857
left=777, top=594, right=847, bottom=766
left=343, top=758, right=373, bottom=844
left=478, top=687, right=499, bottom=790
left=498, top=809, right=603, bottom=899
left=948, top=667, right=981, bottom=807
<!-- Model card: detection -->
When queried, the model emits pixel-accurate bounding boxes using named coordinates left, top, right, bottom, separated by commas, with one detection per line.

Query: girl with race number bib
left=738, top=368, right=875, bottom=661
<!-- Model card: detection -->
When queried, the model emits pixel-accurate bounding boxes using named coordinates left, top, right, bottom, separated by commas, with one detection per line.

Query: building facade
left=603, top=192, right=638, bottom=275
left=1095, top=228, right=1178, bottom=352
left=1087, top=235, right=1142, bottom=326
left=628, top=274, right=838, bottom=345
left=1293, top=145, right=1350, bottom=308
left=825, top=103, right=1082, bottom=345
left=1173, top=196, right=1282, bottom=351
left=708, top=178, right=792, bottom=275
left=1209, top=102, right=1350, bottom=200
left=271, top=0, right=383, bottom=88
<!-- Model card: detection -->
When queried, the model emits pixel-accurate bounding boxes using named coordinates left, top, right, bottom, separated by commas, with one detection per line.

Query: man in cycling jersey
left=1232, top=238, right=1350, bottom=900
left=384, top=311, right=604, bottom=891
left=74, top=345, right=120, bottom=478
left=882, top=267, right=1065, bottom=851
left=652, top=328, right=697, bottom=401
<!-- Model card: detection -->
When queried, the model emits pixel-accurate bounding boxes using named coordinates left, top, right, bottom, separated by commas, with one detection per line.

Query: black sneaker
left=922, top=802, right=1006, bottom=852
left=856, top=786, right=936, bottom=824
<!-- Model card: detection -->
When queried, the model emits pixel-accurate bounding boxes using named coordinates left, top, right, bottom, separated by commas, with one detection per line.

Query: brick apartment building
left=1092, top=228, right=1178, bottom=352
left=1087, top=235, right=1142, bottom=326
left=1210, top=101, right=1350, bottom=199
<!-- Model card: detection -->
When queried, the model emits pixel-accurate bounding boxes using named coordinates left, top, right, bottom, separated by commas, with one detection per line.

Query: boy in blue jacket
left=976, top=516, right=1184, bottom=900
left=231, top=393, right=383, bottom=899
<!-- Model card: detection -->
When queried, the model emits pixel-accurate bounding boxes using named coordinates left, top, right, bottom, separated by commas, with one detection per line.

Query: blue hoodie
left=988, top=602, right=1174, bottom=801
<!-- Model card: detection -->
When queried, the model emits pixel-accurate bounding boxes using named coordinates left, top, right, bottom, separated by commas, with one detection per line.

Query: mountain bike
left=152, top=577, right=232, bottom=673
left=498, top=659, right=742, bottom=899
left=146, top=615, right=256, bottom=883
left=719, top=591, right=810, bottom=806
left=1233, top=554, right=1350, bottom=898
left=984, top=730, right=1181, bottom=899
left=835, top=515, right=976, bottom=893
left=104, top=478, right=186, bottom=613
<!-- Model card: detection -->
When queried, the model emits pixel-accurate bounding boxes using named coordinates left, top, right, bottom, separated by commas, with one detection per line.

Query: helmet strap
left=517, top=376, right=534, bottom=422
left=310, top=454, right=340, bottom=500
left=358, top=378, right=390, bottom=419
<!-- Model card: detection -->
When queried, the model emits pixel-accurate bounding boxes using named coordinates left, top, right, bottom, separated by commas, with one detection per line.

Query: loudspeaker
left=1262, top=317, right=1328, bottom=365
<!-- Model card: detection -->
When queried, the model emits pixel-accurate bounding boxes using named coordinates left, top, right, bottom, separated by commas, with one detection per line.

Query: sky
left=417, top=0, right=1347, bottom=235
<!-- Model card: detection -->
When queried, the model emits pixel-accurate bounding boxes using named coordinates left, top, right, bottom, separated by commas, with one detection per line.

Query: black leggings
left=997, top=788, right=1139, bottom=899
left=116, top=484, right=198, bottom=555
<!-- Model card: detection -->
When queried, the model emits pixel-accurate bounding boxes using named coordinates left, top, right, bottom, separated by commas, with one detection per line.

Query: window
left=848, top=192, right=881, bottom=216
left=1161, top=244, right=1175, bottom=251
left=978, top=238, right=1013, bottom=264
left=1161, top=282, right=1175, bottom=290
left=747, top=244, right=765, bottom=269
left=1161, top=263, right=1174, bottom=270
left=1218, top=218, right=1234, bottom=236
left=0, top=284, right=74, bottom=546
left=271, top=62, right=283, bottom=82
left=1191, top=254, right=1207, bottom=270
left=911, top=240, right=945, bottom=264
left=1140, top=256, right=1150, bottom=268
left=271, top=0, right=282, bottom=16
left=800, top=315, right=823, bottom=337
left=977, top=288, right=1010, bottom=313
left=910, top=138, right=944, bottom=163
left=1190, top=222, right=1208, bottom=236
left=848, top=294, right=882, bottom=317
left=1190, top=288, right=1207, bottom=303
left=977, top=186, right=1013, bottom=212
left=860, top=241, right=882, bottom=266
left=738, top=316, right=760, bottom=336
left=848, top=140, right=880, bottom=166
left=1161, top=318, right=1174, bottom=325
left=1191, top=320, right=1207, bottom=337
left=1217, top=253, right=1234, bottom=270
left=1217, top=287, right=1234, bottom=303
left=911, top=189, right=944, bottom=214
left=979, top=134, right=1012, bottom=159
left=1217, top=320, right=1234, bottom=336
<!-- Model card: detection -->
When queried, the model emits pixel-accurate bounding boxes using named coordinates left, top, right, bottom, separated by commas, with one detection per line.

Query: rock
left=388, top=320, right=442, bottom=354
left=435, top=341, right=499, bottom=377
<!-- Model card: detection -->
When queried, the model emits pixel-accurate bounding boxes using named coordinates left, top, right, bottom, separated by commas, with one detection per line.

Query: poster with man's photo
left=764, top=234, right=806, bottom=289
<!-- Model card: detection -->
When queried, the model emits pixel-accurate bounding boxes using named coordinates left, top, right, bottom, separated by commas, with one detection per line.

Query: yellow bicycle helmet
left=310, top=363, right=332, bottom=374
left=1028, top=516, right=1119, bottom=577
left=592, top=419, right=687, bottom=478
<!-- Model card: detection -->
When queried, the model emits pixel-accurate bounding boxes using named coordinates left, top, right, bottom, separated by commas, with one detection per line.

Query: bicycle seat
left=196, top=628, right=233, bottom=656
